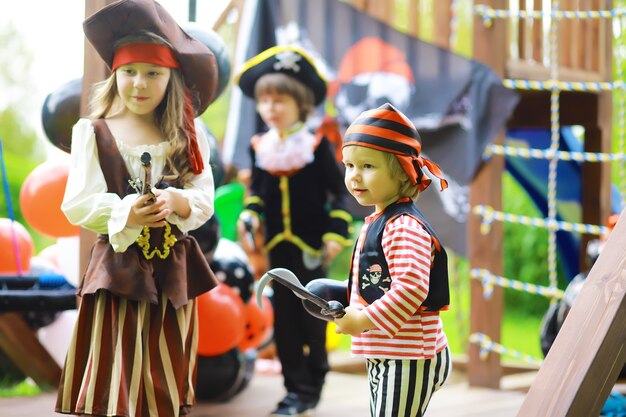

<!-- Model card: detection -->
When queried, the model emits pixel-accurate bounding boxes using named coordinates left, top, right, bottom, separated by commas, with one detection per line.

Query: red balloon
left=196, top=284, right=246, bottom=356
left=0, top=218, right=34, bottom=274
left=239, top=292, right=274, bottom=351
left=19, top=160, right=79, bottom=238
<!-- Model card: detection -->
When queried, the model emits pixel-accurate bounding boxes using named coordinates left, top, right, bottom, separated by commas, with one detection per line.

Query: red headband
left=112, top=43, right=179, bottom=71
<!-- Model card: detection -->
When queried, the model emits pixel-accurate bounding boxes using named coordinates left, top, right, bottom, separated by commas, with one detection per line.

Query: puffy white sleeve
left=163, top=123, right=215, bottom=233
left=61, top=119, right=143, bottom=251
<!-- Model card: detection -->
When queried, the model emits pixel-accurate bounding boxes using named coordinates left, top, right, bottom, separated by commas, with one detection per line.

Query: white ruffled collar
left=254, top=124, right=317, bottom=172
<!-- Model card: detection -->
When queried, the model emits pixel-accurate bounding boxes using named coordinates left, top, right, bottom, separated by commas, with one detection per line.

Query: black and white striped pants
left=366, top=347, right=451, bottom=417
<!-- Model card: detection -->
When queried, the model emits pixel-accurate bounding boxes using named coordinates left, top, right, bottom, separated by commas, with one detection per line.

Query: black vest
left=348, top=200, right=450, bottom=312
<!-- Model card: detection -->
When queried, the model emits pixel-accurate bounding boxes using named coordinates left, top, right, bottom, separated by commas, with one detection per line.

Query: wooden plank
left=468, top=0, right=508, bottom=389
left=433, top=0, right=451, bottom=49
left=516, top=0, right=526, bottom=61
left=505, top=60, right=606, bottom=83
left=407, top=0, right=419, bottom=37
left=350, top=0, right=367, bottom=12
left=0, top=313, right=61, bottom=389
left=212, top=0, right=238, bottom=31
left=531, top=0, right=543, bottom=64
left=517, top=207, right=626, bottom=416
left=580, top=127, right=605, bottom=271
left=580, top=0, right=613, bottom=279
left=365, top=0, right=392, bottom=23
left=78, top=0, right=120, bottom=278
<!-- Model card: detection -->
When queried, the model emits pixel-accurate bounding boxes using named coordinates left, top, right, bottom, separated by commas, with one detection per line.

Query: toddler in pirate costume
left=235, top=45, right=353, bottom=416
left=336, top=103, right=451, bottom=417
left=56, top=1, right=220, bottom=416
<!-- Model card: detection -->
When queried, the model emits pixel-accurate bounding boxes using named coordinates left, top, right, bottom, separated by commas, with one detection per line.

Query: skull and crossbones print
left=361, top=264, right=391, bottom=292
left=273, top=50, right=302, bottom=73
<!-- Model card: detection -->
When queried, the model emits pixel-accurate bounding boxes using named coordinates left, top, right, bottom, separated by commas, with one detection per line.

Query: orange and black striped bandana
left=343, top=103, right=448, bottom=192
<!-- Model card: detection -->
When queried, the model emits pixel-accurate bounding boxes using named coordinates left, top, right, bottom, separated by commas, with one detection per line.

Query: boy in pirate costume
left=56, top=0, right=220, bottom=415
left=336, top=103, right=451, bottom=417
left=235, top=45, right=353, bottom=416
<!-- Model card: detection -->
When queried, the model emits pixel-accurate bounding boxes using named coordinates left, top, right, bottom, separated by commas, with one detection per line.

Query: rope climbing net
left=468, top=1, right=626, bottom=366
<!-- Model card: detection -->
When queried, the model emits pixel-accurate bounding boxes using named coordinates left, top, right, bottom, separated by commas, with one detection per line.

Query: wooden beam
left=468, top=0, right=508, bottom=389
left=517, top=207, right=626, bottom=416
left=79, top=0, right=116, bottom=278
left=0, top=313, right=61, bottom=389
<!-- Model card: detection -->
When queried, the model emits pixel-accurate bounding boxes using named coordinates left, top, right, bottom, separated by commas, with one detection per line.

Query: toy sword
left=256, top=268, right=345, bottom=319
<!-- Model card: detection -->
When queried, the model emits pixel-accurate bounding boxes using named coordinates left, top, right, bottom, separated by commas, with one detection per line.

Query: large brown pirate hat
left=83, top=0, right=218, bottom=115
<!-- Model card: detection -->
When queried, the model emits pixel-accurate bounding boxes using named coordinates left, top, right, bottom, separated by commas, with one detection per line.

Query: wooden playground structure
left=1, top=1, right=623, bottom=416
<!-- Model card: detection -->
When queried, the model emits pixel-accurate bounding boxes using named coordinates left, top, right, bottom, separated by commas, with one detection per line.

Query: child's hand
left=237, top=212, right=262, bottom=253
left=154, top=189, right=191, bottom=218
left=324, top=240, right=343, bottom=264
left=127, top=193, right=171, bottom=228
left=334, top=306, right=374, bottom=336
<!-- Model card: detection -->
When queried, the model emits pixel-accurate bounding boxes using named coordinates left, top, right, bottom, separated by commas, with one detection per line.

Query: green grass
left=0, top=379, right=40, bottom=398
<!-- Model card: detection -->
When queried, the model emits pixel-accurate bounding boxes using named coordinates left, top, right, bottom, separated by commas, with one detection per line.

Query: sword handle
left=140, top=152, right=155, bottom=203
left=322, top=300, right=345, bottom=318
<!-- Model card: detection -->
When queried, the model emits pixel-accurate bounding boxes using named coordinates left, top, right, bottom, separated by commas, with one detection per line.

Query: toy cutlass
left=256, top=268, right=345, bottom=320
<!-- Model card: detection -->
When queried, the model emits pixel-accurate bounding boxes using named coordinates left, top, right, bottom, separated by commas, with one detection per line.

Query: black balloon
left=195, top=117, right=226, bottom=187
left=188, top=215, right=221, bottom=261
left=210, top=256, right=255, bottom=304
left=41, top=78, right=82, bottom=153
left=195, top=348, right=255, bottom=402
left=183, top=22, right=232, bottom=101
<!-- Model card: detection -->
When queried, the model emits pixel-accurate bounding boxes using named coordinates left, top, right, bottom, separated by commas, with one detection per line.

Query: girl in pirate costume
left=235, top=45, right=353, bottom=416
left=336, top=103, right=451, bottom=417
left=55, top=1, right=220, bottom=416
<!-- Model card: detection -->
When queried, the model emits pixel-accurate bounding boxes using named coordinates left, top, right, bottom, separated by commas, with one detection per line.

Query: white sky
left=2, top=0, right=229, bottom=157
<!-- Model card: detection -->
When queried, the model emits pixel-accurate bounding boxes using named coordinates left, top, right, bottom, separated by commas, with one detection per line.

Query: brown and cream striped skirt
left=55, top=289, right=198, bottom=417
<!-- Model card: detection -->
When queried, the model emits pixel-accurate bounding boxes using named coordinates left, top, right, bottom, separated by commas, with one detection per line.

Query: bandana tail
left=415, top=157, right=448, bottom=192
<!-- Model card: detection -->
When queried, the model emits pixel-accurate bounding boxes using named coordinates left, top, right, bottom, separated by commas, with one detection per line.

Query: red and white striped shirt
left=350, top=213, right=448, bottom=360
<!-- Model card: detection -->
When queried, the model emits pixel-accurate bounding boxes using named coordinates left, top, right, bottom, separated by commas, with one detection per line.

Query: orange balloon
left=19, top=160, right=78, bottom=238
left=196, top=284, right=246, bottom=356
left=238, top=292, right=274, bottom=352
left=0, top=218, right=34, bottom=274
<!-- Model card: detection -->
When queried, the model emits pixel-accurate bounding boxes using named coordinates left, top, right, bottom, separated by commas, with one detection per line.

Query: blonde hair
left=382, top=152, right=420, bottom=200
left=89, top=31, right=196, bottom=186
left=254, top=73, right=315, bottom=121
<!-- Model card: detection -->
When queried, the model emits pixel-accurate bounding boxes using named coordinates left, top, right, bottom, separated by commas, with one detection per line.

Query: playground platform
left=0, top=354, right=529, bottom=417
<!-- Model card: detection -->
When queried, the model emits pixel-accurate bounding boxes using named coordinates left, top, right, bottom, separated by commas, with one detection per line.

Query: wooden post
left=78, top=0, right=115, bottom=277
left=467, top=0, right=508, bottom=389
left=580, top=0, right=613, bottom=274
left=517, top=207, right=626, bottom=417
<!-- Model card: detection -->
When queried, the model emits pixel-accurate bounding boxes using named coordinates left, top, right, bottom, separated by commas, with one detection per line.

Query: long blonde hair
left=89, top=31, right=197, bottom=186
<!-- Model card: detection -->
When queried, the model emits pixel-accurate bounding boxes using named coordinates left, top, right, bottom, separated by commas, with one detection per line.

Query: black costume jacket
left=243, top=132, right=352, bottom=255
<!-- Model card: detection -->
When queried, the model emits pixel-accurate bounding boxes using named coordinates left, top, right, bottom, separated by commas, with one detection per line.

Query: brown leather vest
left=78, top=119, right=218, bottom=308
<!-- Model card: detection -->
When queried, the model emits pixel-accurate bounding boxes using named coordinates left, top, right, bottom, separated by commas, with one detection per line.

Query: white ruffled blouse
left=254, top=124, right=317, bottom=172
left=61, top=118, right=215, bottom=253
